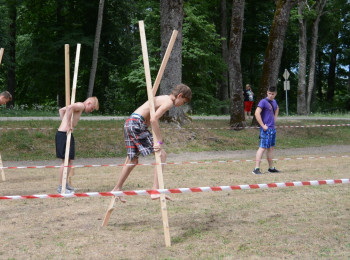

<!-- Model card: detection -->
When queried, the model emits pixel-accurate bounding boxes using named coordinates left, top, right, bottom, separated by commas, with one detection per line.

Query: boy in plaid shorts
left=252, top=86, right=280, bottom=175
left=112, top=84, right=192, bottom=202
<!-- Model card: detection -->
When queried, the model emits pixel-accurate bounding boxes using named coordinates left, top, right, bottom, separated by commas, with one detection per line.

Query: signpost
left=283, top=69, right=290, bottom=116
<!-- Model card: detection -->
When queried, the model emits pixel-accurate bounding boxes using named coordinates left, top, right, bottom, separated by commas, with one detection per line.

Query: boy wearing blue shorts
left=252, top=86, right=280, bottom=174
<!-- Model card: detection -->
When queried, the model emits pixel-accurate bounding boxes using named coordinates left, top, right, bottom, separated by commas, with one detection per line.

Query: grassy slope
left=0, top=118, right=349, bottom=161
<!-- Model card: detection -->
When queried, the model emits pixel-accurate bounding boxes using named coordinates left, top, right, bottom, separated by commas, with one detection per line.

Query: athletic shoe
left=66, top=183, right=76, bottom=191
left=268, top=167, right=280, bottom=173
left=57, top=185, right=75, bottom=194
left=252, top=168, right=263, bottom=175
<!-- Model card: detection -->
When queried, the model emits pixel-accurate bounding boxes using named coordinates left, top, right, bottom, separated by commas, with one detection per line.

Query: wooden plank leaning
left=139, top=20, right=171, bottom=247
left=101, top=28, right=178, bottom=231
left=61, top=44, right=81, bottom=194
left=0, top=49, right=5, bottom=181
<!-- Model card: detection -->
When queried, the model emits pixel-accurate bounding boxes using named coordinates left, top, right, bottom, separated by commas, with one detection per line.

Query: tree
left=306, top=0, right=327, bottom=114
left=159, top=0, right=185, bottom=124
left=297, top=0, right=307, bottom=115
left=228, top=0, right=245, bottom=126
left=219, top=0, right=229, bottom=114
left=87, top=0, right=105, bottom=98
left=6, top=0, right=16, bottom=107
left=255, top=0, right=297, bottom=114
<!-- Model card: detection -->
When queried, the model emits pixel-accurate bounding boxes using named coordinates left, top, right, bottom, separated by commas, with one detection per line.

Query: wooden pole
left=0, top=48, right=4, bottom=66
left=152, top=30, right=178, bottom=96
left=65, top=45, right=71, bottom=106
left=139, top=20, right=171, bottom=247
left=0, top=153, right=5, bottom=182
left=64, top=44, right=74, bottom=186
left=101, top=157, right=129, bottom=227
left=61, top=43, right=81, bottom=194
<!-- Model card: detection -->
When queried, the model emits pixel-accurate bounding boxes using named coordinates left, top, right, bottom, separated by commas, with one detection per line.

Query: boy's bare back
left=134, top=95, right=174, bottom=125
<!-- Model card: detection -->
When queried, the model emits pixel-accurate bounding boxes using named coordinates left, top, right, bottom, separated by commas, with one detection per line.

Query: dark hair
left=268, top=86, right=277, bottom=92
left=0, top=91, right=12, bottom=101
left=171, top=84, right=192, bottom=102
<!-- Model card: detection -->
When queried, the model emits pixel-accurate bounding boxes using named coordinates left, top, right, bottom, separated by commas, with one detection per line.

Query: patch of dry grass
left=0, top=153, right=349, bottom=259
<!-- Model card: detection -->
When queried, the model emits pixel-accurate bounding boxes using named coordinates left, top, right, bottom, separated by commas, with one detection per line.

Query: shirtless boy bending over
left=55, top=97, right=99, bottom=194
left=112, top=84, right=192, bottom=202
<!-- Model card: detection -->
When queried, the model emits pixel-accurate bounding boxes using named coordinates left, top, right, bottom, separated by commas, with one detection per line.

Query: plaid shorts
left=259, top=128, right=276, bottom=149
left=124, top=113, right=154, bottom=160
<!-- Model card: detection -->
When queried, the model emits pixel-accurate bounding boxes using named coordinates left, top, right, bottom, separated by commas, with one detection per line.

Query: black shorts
left=55, top=131, right=75, bottom=160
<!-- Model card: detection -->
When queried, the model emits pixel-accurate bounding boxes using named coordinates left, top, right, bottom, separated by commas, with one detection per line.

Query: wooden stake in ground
left=61, top=43, right=81, bottom=194
left=64, top=44, right=75, bottom=187
left=0, top=153, right=5, bottom=182
left=0, top=48, right=4, bottom=66
left=139, top=20, right=171, bottom=247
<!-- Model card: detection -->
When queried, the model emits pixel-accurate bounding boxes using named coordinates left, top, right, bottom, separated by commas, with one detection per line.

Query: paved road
left=0, top=115, right=349, bottom=121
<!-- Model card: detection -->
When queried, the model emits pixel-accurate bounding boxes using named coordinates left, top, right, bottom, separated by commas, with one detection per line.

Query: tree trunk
left=6, top=0, right=16, bottom=108
left=160, top=0, right=184, bottom=124
left=348, top=64, right=350, bottom=93
left=306, top=0, right=327, bottom=114
left=255, top=0, right=297, bottom=114
left=297, top=0, right=307, bottom=115
left=219, top=0, right=229, bottom=114
left=87, top=0, right=105, bottom=98
left=228, top=0, right=245, bottom=127
left=327, top=37, right=337, bottom=102
left=316, top=49, right=323, bottom=101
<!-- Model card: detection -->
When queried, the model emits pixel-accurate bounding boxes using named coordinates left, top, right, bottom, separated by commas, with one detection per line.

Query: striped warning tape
left=1, top=154, right=349, bottom=170
left=1, top=178, right=348, bottom=200
left=0, top=123, right=349, bottom=131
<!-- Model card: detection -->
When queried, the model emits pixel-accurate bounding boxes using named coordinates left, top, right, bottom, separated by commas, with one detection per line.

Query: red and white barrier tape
left=1, top=154, right=349, bottom=170
left=1, top=178, right=349, bottom=200
left=0, top=124, right=349, bottom=132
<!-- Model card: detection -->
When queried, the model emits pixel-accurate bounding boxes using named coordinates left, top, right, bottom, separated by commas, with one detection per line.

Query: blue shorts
left=259, top=128, right=276, bottom=149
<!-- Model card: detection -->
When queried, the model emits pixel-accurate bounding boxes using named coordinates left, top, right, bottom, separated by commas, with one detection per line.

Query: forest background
left=0, top=0, right=350, bottom=121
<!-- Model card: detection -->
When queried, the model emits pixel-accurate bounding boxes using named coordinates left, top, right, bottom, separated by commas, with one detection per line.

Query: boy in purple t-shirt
left=252, top=86, right=280, bottom=175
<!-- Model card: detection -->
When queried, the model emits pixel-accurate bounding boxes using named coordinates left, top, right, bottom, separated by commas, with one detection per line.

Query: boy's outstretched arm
left=150, top=102, right=172, bottom=146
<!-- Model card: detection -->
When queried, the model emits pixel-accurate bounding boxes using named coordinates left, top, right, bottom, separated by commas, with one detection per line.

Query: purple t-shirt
left=257, top=98, right=278, bottom=129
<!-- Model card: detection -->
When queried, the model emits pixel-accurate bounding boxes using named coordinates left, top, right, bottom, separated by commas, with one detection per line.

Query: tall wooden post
left=139, top=20, right=171, bottom=247
left=0, top=49, right=5, bottom=181
left=64, top=44, right=74, bottom=186
left=61, top=44, right=81, bottom=194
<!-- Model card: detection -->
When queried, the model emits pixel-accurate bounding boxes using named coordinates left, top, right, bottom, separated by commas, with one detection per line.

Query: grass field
left=0, top=118, right=350, bottom=161
left=0, top=117, right=350, bottom=259
left=0, top=152, right=349, bottom=259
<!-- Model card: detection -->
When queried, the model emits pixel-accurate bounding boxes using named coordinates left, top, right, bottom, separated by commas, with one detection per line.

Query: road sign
left=283, top=69, right=290, bottom=80
left=284, top=80, right=290, bottom=90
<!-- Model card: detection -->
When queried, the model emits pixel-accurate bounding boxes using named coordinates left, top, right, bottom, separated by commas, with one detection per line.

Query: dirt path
left=4, top=144, right=350, bottom=167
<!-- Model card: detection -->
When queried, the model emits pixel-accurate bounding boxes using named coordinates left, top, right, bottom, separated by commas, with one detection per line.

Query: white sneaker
left=57, top=185, right=75, bottom=194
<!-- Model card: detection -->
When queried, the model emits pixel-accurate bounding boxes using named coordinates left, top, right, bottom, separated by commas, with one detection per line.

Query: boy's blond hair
left=88, top=96, right=99, bottom=110
left=171, top=84, right=192, bottom=102
left=0, top=91, right=12, bottom=101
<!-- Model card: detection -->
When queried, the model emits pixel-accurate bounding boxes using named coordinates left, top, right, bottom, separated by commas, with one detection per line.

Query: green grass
left=0, top=118, right=349, bottom=161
